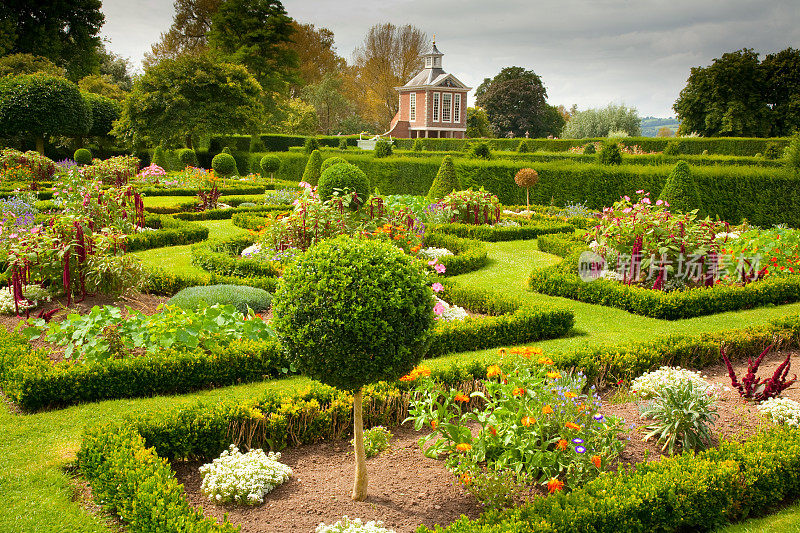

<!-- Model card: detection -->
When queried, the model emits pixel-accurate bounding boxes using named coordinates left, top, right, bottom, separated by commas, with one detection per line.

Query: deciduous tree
left=476, top=67, right=553, bottom=138
left=561, top=104, right=641, bottom=138
left=143, top=0, right=220, bottom=67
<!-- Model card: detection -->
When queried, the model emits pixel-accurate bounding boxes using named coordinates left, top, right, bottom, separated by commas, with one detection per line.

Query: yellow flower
left=542, top=405, right=553, bottom=415
left=565, top=391, right=577, bottom=399
left=487, top=365, right=502, bottom=378
left=547, top=371, right=562, bottom=380
left=456, top=443, right=472, bottom=452
left=521, top=416, right=536, bottom=427
left=538, top=357, right=555, bottom=365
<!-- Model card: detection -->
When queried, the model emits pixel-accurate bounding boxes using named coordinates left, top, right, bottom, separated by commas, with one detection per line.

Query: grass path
left=2, top=235, right=800, bottom=532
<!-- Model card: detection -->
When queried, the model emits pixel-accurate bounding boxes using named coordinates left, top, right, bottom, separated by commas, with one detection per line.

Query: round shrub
left=321, top=156, right=347, bottom=172
left=272, top=236, right=434, bottom=392
left=212, top=152, right=238, bottom=177
left=302, top=149, right=322, bottom=185
left=303, top=137, right=320, bottom=154
left=470, top=141, right=492, bottom=160
left=427, top=155, right=460, bottom=201
left=222, top=146, right=233, bottom=155
left=177, top=148, right=198, bottom=168
left=83, top=92, right=121, bottom=137
left=167, top=284, right=272, bottom=314
left=73, top=148, right=92, bottom=166
left=583, top=143, right=596, bottom=155
left=374, top=139, right=392, bottom=158
left=338, top=138, right=348, bottom=151
left=260, top=154, right=280, bottom=178
left=658, top=160, right=702, bottom=214
left=317, top=163, right=370, bottom=209
left=597, top=141, right=622, bottom=165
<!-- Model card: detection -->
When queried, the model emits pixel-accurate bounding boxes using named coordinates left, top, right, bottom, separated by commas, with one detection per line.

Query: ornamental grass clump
left=199, top=444, right=292, bottom=505
left=272, top=237, right=434, bottom=501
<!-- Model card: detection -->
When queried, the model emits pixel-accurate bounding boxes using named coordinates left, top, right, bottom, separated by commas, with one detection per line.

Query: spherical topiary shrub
left=272, top=236, right=434, bottom=500
left=302, top=149, right=322, bottom=185
left=303, top=137, right=320, bottom=154
left=427, top=155, right=461, bottom=201
left=167, top=284, right=272, bottom=314
left=470, top=141, right=492, bottom=160
left=338, top=138, right=348, bottom=151
left=658, top=160, right=701, bottom=214
left=321, top=156, right=347, bottom=173
left=177, top=148, right=198, bottom=168
left=597, top=141, right=622, bottom=165
left=74, top=148, right=92, bottom=166
left=317, top=163, right=370, bottom=209
left=514, top=168, right=539, bottom=210
left=212, top=152, right=238, bottom=177
left=583, top=143, right=596, bottom=155
left=260, top=154, right=280, bottom=182
left=373, top=139, right=392, bottom=158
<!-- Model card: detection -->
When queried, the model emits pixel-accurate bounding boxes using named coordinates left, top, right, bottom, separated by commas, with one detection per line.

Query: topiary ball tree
left=74, top=148, right=92, bottom=166
left=427, top=155, right=461, bottom=201
left=514, top=168, right=539, bottom=210
left=260, top=154, right=280, bottom=183
left=470, top=141, right=492, bottom=160
left=321, top=156, right=347, bottom=173
left=373, top=139, right=392, bottom=158
left=597, top=141, right=622, bottom=165
left=658, top=160, right=702, bottom=214
left=272, top=236, right=435, bottom=501
left=302, top=149, right=323, bottom=185
left=317, top=163, right=370, bottom=209
left=212, top=152, right=238, bottom=177
left=177, top=148, right=198, bottom=168
left=583, top=143, right=596, bottom=155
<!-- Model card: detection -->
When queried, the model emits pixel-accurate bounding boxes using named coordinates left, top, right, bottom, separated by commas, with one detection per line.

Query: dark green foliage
left=231, top=150, right=250, bottom=175
left=304, top=137, right=321, bottom=154
left=427, top=155, right=461, bottom=200
left=260, top=154, right=280, bottom=177
left=320, top=156, right=347, bottom=172
left=272, top=237, right=434, bottom=392
left=176, top=148, right=197, bottom=168
left=475, top=66, right=552, bottom=137
left=583, top=143, right=596, bottom=155
left=785, top=133, right=800, bottom=173
left=663, top=140, right=683, bottom=155
left=221, top=146, right=232, bottom=155
left=517, top=139, right=533, bottom=153
left=249, top=134, right=265, bottom=153
left=167, top=284, right=272, bottom=314
left=302, top=149, right=323, bottom=185
left=152, top=145, right=167, bottom=169
left=83, top=92, right=120, bottom=137
left=659, top=160, right=701, bottom=213
left=423, top=232, right=488, bottom=276
left=374, top=139, right=392, bottom=158
left=338, top=138, right=348, bottom=151
left=431, top=220, right=573, bottom=242
left=470, top=141, right=492, bottom=160
left=764, top=142, right=781, bottom=160
left=0, top=53, right=65, bottom=77
left=412, top=138, right=424, bottom=151
left=124, top=214, right=208, bottom=252
left=317, top=163, right=370, bottom=208
left=211, top=152, right=237, bottom=177
left=597, top=141, right=622, bottom=165
left=73, top=148, right=92, bottom=165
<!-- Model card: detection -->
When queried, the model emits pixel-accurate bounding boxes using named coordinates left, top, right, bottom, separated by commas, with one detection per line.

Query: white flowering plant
left=419, top=247, right=453, bottom=261
left=433, top=296, right=469, bottom=322
left=631, top=366, right=722, bottom=400
left=0, top=284, right=52, bottom=315
left=316, top=516, right=396, bottom=533
left=199, top=444, right=292, bottom=505
left=758, top=397, right=800, bottom=427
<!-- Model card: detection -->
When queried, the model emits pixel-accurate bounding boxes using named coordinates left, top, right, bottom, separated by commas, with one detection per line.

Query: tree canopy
left=118, top=54, right=263, bottom=149
left=475, top=67, right=557, bottom=138
left=561, top=103, right=641, bottom=138
left=0, top=53, right=65, bottom=77
left=143, top=0, right=220, bottom=67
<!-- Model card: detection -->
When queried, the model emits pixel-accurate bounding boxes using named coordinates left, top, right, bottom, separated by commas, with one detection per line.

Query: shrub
left=374, top=139, right=392, bottom=158
left=249, top=134, right=265, bottom=153
left=321, top=156, right=347, bottom=173
left=222, top=146, right=232, bottom=155
left=167, top=284, right=272, bottom=314
left=317, top=163, right=370, bottom=209
left=514, top=168, right=539, bottom=210
left=764, top=142, right=781, bottom=160
left=302, top=149, right=323, bottom=185
left=784, top=133, right=800, bottom=174
left=73, top=148, right=92, bottom=165
left=427, top=155, right=461, bottom=201
left=517, top=139, right=533, bottom=153
left=272, top=236, right=434, bottom=500
left=583, top=143, right=596, bottom=155
left=212, top=152, right=238, bottom=177
left=152, top=146, right=168, bottom=170
left=640, top=380, right=718, bottom=454
left=663, top=140, right=682, bottom=155
left=177, top=148, right=197, bottom=169
left=304, top=137, right=320, bottom=154
left=597, top=141, right=622, bottom=165
left=260, top=155, right=280, bottom=182
left=659, top=160, right=701, bottom=213
left=412, top=138, right=424, bottom=151
left=338, top=138, right=348, bottom=151
left=356, top=426, right=393, bottom=458
left=470, top=141, right=492, bottom=160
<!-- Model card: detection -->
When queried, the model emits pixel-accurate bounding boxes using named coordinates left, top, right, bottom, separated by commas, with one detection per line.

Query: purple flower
left=572, top=438, right=584, bottom=444
left=575, top=446, right=586, bottom=454
left=593, top=414, right=604, bottom=421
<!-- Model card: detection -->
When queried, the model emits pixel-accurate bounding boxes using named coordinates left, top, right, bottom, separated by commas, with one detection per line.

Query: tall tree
left=561, top=103, right=641, bottom=138
left=117, top=54, right=263, bottom=149
left=762, top=48, right=800, bottom=137
left=0, top=54, right=65, bottom=77
left=673, top=49, right=771, bottom=137
left=0, top=0, right=104, bottom=80
left=301, top=73, right=351, bottom=134
left=466, top=107, right=493, bottom=138
left=288, top=22, right=346, bottom=94
left=98, top=46, right=133, bottom=91
left=143, top=0, right=220, bottom=68
left=476, top=67, right=554, bottom=138
left=351, top=23, right=427, bottom=127
left=208, top=0, right=298, bottom=95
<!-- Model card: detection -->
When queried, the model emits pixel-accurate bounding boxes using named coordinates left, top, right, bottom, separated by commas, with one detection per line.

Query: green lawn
left=3, top=233, right=800, bottom=532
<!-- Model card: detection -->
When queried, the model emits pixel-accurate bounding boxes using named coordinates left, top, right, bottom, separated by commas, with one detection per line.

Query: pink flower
left=636, top=189, right=644, bottom=194
left=623, top=195, right=630, bottom=202
left=433, top=302, right=446, bottom=315
left=434, top=263, right=446, bottom=274
left=641, top=197, right=651, bottom=205
left=656, top=199, right=663, bottom=206
left=431, top=282, right=444, bottom=292
left=664, top=201, right=670, bottom=207
left=428, top=259, right=437, bottom=266
left=622, top=208, right=632, bottom=214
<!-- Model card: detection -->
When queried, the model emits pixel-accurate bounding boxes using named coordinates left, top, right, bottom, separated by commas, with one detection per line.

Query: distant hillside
left=640, top=116, right=681, bottom=137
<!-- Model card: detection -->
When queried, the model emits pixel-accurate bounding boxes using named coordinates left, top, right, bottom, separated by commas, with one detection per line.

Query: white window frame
left=454, top=93, right=461, bottom=123
left=409, top=93, right=416, bottom=121
left=432, top=92, right=440, bottom=122
left=425, top=57, right=432, bottom=68
left=442, top=93, right=452, bottom=123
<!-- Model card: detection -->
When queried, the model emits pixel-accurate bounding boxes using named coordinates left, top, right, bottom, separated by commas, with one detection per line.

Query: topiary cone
left=427, top=155, right=461, bottom=201
left=658, top=160, right=702, bottom=214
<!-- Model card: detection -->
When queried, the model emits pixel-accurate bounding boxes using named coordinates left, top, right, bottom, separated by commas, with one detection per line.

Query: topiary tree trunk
left=352, top=388, right=368, bottom=501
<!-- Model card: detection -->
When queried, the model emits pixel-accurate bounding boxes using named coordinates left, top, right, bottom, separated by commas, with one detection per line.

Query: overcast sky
left=100, top=0, right=800, bottom=117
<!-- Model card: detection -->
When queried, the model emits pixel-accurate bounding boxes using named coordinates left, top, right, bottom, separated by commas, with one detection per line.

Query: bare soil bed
left=174, top=350, right=798, bottom=533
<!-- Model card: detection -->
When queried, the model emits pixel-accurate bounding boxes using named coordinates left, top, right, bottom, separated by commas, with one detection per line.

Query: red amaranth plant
left=721, top=344, right=797, bottom=401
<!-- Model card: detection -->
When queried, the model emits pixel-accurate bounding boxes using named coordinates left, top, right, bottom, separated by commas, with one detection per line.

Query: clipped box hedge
left=125, top=214, right=209, bottom=252
left=430, top=220, right=574, bottom=242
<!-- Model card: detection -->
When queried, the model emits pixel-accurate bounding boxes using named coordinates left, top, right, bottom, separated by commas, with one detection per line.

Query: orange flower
left=460, top=473, right=472, bottom=485
left=399, top=364, right=431, bottom=381
left=498, top=347, right=507, bottom=357
left=489, top=425, right=497, bottom=436
left=565, top=391, right=577, bottom=399
left=411, top=245, right=421, bottom=253
left=565, top=422, right=581, bottom=431
left=591, top=455, right=601, bottom=468
left=556, top=439, right=568, bottom=451
left=512, top=387, right=526, bottom=396
left=538, top=357, right=554, bottom=365
left=456, top=443, right=472, bottom=452
left=430, top=420, right=438, bottom=430
left=454, top=393, right=469, bottom=403
left=521, top=416, right=535, bottom=427
left=547, top=477, right=564, bottom=493
left=542, top=405, right=553, bottom=415
left=546, top=371, right=562, bottom=380
left=487, top=365, right=502, bottom=378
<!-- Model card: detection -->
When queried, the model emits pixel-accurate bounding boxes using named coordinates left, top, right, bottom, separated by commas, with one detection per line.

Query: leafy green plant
left=374, top=139, right=392, bottom=158
left=470, top=141, right=492, bottom=160
left=212, top=152, right=237, bottom=177
left=427, top=155, right=461, bottom=201
left=597, top=141, right=622, bottom=164
left=639, top=379, right=718, bottom=454
left=338, top=138, right=348, bottom=151
left=260, top=154, right=280, bottom=183
left=353, top=426, right=393, bottom=458
left=302, top=149, right=322, bottom=185
left=658, top=160, right=701, bottom=213
left=73, top=148, right=92, bottom=165
left=304, top=137, right=320, bottom=154
left=317, top=162, right=370, bottom=208
left=167, top=284, right=272, bottom=314
left=320, top=156, right=347, bottom=172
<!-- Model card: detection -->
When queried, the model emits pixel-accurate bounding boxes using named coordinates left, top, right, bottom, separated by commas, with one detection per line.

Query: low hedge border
left=231, top=211, right=271, bottom=231
left=138, top=184, right=272, bottom=197
left=171, top=205, right=290, bottom=221
left=125, top=214, right=210, bottom=252
left=429, top=220, right=574, bottom=242
left=191, top=236, right=281, bottom=279
left=144, top=268, right=280, bottom=296
left=529, top=247, right=800, bottom=320
left=424, top=232, right=488, bottom=276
